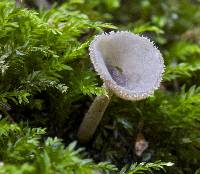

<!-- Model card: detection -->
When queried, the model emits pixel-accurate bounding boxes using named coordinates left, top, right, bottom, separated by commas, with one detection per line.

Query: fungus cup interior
left=90, top=32, right=164, bottom=100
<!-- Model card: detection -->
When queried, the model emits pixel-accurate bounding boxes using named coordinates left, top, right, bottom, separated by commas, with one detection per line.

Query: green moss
left=0, top=0, right=200, bottom=173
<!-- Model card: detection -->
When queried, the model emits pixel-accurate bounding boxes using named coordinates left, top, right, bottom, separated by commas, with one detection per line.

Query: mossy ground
left=0, top=0, right=200, bottom=173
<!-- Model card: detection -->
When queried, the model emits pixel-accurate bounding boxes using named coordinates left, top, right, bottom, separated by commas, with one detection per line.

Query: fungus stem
left=77, top=90, right=113, bottom=143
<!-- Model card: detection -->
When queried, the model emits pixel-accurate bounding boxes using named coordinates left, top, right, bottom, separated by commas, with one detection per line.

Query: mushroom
left=77, top=31, right=164, bottom=143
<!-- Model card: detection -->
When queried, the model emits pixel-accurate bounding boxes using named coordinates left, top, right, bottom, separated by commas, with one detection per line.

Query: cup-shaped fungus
left=77, top=31, right=164, bottom=143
